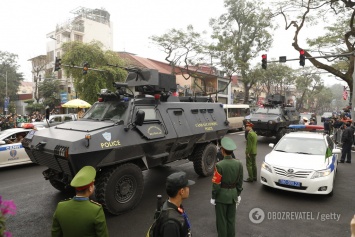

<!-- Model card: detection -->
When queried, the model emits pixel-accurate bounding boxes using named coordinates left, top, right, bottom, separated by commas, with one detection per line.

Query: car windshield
left=274, top=137, right=327, bottom=155
left=322, top=112, right=332, bottom=117
left=83, top=101, right=128, bottom=122
left=300, top=113, right=312, bottom=120
left=254, top=108, right=280, bottom=115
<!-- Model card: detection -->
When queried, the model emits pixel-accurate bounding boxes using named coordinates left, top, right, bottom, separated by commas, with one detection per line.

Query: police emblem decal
left=102, top=132, right=111, bottom=142
left=10, top=150, right=17, bottom=157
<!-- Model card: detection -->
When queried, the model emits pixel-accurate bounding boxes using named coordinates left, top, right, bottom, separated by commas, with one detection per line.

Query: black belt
left=220, top=183, right=236, bottom=189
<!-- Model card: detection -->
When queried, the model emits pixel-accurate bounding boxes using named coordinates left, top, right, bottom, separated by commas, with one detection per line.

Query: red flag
left=343, top=87, right=348, bottom=100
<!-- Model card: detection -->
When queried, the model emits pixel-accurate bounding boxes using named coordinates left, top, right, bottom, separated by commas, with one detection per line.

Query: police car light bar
left=288, top=124, right=324, bottom=130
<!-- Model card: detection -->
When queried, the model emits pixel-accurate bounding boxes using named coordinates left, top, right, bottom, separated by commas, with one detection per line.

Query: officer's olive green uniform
left=212, top=137, right=243, bottom=237
left=245, top=129, right=257, bottom=181
left=51, top=166, right=109, bottom=237
left=52, top=198, right=108, bottom=237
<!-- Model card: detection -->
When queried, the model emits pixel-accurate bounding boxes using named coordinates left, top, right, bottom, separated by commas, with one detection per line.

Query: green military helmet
left=221, top=137, right=237, bottom=151
left=70, top=166, right=96, bottom=188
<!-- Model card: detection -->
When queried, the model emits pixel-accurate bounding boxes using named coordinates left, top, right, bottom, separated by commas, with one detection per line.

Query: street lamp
left=0, top=71, right=8, bottom=115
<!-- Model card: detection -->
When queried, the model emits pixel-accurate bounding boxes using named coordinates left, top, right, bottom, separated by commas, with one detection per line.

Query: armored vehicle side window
left=139, top=108, right=156, bottom=120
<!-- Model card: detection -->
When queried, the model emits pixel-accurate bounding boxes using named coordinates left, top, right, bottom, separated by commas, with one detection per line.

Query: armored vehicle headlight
left=101, top=89, right=108, bottom=94
left=54, top=145, right=69, bottom=158
left=268, top=120, right=275, bottom=124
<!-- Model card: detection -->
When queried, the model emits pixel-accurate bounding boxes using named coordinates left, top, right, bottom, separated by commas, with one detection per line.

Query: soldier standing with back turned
left=211, top=137, right=243, bottom=237
left=51, top=166, right=109, bottom=237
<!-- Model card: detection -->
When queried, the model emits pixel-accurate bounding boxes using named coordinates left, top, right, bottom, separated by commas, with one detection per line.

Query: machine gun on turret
left=263, top=94, right=285, bottom=108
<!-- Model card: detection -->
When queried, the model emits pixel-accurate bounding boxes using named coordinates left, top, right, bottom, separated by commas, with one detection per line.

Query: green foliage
left=38, top=79, right=61, bottom=108
left=61, top=41, right=127, bottom=104
left=25, top=103, right=45, bottom=114
left=0, top=51, right=24, bottom=107
left=209, top=0, right=274, bottom=75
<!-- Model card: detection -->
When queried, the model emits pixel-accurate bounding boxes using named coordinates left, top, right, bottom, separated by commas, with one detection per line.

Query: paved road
left=1, top=130, right=354, bottom=237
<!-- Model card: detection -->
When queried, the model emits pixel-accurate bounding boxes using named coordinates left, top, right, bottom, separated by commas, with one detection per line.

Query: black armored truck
left=243, top=94, right=300, bottom=141
left=22, top=68, right=229, bottom=215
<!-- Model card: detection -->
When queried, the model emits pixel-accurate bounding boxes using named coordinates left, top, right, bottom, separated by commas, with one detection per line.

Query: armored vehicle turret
left=243, top=94, right=300, bottom=141
left=23, top=68, right=229, bottom=215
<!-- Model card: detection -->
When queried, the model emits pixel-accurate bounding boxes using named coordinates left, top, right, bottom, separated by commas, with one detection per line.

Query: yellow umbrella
left=62, top=99, right=91, bottom=108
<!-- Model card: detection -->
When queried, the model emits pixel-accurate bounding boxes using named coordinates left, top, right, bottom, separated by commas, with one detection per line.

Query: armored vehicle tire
left=276, top=128, right=286, bottom=141
left=95, top=163, right=144, bottom=215
left=192, top=143, right=217, bottom=177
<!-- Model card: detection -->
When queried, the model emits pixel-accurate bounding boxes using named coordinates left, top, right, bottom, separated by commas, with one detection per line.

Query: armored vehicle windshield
left=83, top=101, right=128, bottom=122
left=254, top=107, right=281, bottom=115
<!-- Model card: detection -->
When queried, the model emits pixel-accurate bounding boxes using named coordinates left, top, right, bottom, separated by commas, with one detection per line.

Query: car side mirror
left=269, top=143, right=274, bottom=148
left=134, top=110, right=145, bottom=126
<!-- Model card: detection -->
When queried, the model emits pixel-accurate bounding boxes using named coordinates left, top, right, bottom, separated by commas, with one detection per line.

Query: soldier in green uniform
left=244, top=122, right=258, bottom=182
left=51, top=166, right=109, bottom=237
left=211, top=137, right=243, bottom=237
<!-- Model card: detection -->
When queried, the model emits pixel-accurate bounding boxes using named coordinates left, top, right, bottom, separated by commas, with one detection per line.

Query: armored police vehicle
left=23, top=68, right=229, bottom=215
left=243, top=94, right=300, bottom=141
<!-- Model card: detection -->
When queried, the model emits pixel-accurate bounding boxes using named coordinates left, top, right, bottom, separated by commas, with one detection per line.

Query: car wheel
left=192, top=143, right=217, bottom=177
left=95, top=163, right=144, bottom=215
left=276, top=128, right=286, bottom=141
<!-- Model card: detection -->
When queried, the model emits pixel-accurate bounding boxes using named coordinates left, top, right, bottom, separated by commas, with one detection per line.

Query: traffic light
left=261, top=54, right=267, bottom=69
left=54, top=57, right=61, bottom=71
left=83, top=62, right=89, bottom=75
left=299, top=49, right=305, bottom=67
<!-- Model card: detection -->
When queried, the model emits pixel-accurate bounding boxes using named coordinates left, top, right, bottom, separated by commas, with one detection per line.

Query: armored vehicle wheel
left=49, top=178, right=72, bottom=192
left=192, top=143, right=217, bottom=177
left=276, top=128, right=286, bottom=141
left=95, top=163, right=144, bottom=215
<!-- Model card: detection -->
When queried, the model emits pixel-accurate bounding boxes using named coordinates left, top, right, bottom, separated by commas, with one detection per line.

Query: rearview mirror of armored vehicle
left=135, top=110, right=145, bottom=126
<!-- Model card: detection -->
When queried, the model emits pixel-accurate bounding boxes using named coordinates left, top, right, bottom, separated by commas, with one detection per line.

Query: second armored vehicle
left=243, top=94, right=300, bottom=141
left=23, top=68, right=229, bottom=215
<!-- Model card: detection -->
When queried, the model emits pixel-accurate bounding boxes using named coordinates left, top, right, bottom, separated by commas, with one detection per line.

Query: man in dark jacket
left=340, top=122, right=354, bottom=163
left=158, top=171, right=195, bottom=237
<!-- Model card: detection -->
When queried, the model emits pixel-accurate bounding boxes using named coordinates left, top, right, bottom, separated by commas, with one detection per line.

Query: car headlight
left=311, top=168, right=331, bottom=179
left=261, top=162, right=272, bottom=173
left=268, top=120, right=274, bottom=124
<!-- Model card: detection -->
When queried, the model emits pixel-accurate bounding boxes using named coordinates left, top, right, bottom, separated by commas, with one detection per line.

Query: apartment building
left=29, top=7, right=113, bottom=108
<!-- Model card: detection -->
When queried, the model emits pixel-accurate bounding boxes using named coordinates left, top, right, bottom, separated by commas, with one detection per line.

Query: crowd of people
left=0, top=112, right=47, bottom=130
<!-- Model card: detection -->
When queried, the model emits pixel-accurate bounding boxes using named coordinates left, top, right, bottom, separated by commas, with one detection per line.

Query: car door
left=0, top=131, right=31, bottom=167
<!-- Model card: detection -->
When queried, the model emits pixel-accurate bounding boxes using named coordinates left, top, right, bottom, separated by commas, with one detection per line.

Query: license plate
left=279, top=179, right=301, bottom=187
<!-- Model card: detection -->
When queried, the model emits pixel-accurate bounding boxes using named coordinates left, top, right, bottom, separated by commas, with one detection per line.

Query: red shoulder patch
left=212, top=167, right=222, bottom=184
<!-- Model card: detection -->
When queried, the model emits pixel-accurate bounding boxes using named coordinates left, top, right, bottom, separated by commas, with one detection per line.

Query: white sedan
left=260, top=130, right=341, bottom=195
left=0, top=128, right=33, bottom=168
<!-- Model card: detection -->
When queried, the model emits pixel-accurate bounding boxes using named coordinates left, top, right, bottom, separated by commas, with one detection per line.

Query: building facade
left=29, top=7, right=113, bottom=111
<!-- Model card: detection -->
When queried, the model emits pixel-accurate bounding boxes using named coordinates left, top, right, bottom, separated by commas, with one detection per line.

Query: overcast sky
left=0, top=0, right=346, bottom=87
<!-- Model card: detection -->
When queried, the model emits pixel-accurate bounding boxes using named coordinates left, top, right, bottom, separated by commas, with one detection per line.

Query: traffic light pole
left=267, top=52, right=355, bottom=63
